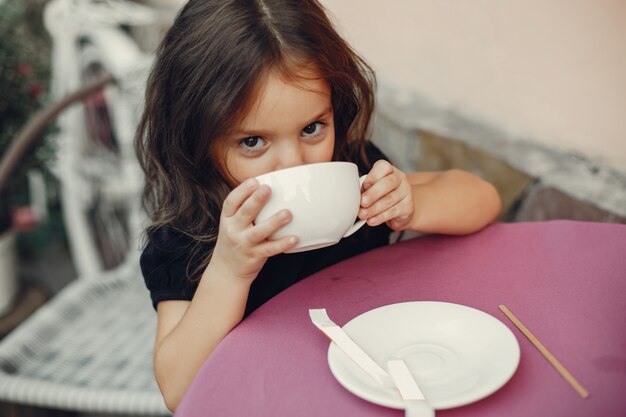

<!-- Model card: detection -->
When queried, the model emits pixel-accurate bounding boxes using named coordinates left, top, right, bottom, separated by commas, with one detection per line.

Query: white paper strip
left=309, top=308, right=387, bottom=384
left=387, top=359, right=426, bottom=400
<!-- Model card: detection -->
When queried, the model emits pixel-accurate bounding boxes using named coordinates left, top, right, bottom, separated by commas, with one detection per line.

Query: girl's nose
left=276, top=141, right=305, bottom=170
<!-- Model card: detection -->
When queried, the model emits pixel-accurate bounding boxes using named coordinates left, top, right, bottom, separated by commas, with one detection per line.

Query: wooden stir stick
left=499, top=304, right=590, bottom=399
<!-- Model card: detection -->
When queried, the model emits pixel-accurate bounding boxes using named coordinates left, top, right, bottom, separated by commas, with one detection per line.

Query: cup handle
left=343, top=175, right=367, bottom=238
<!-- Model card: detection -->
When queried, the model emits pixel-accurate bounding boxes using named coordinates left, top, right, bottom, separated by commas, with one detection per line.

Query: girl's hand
left=212, top=179, right=298, bottom=282
left=359, top=160, right=415, bottom=231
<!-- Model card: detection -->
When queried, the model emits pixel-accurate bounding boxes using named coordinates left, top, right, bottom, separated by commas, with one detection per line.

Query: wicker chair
left=0, top=261, right=168, bottom=415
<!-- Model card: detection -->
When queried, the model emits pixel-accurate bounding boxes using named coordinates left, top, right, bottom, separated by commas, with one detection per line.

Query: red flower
left=12, top=206, right=38, bottom=233
left=30, top=84, right=43, bottom=98
left=17, top=63, right=31, bottom=76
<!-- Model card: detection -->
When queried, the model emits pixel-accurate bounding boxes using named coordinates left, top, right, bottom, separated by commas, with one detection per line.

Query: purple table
left=175, top=221, right=626, bottom=416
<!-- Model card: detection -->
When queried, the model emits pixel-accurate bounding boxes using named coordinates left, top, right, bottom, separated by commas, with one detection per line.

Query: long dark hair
left=135, top=0, right=376, bottom=278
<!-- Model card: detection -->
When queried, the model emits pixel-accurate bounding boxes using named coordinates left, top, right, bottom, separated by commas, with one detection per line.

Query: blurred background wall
left=321, top=0, right=626, bottom=173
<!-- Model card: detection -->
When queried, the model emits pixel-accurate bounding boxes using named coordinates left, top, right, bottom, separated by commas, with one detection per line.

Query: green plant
left=0, top=0, right=53, bottom=233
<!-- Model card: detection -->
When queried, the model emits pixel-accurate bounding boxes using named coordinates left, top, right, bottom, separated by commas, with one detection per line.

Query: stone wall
left=372, top=81, right=626, bottom=224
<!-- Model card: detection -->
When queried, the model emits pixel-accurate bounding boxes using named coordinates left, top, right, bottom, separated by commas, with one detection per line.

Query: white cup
left=254, top=162, right=367, bottom=253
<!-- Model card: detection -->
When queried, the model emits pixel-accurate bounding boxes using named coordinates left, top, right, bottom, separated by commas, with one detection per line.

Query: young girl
left=136, top=0, right=501, bottom=411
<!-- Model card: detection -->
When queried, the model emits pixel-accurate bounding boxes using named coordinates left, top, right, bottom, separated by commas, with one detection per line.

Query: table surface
left=175, top=221, right=626, bottom=417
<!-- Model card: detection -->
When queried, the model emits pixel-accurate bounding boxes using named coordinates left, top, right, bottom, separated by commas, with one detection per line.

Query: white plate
left=327, top=301, right=520, bottom=410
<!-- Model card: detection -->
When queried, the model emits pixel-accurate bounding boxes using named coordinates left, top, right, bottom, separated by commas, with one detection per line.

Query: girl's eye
left=301, top=121, right=325, bottom=138
left=239, top=136, right=266, bottom=153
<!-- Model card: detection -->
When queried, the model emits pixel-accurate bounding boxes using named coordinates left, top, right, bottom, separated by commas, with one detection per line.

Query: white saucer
left=327, top=301, right=520, bottom=410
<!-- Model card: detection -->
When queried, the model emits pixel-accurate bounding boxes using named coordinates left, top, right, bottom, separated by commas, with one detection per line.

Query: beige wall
left=321, top=0, right=626, bottom=173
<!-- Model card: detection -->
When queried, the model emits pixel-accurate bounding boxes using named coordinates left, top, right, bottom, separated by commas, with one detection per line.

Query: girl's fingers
left=361, top=175, right=401, bottom=212
left=222, top=179, right=259, bottom=217
left=361, top=173, right=401, bottom=209
left=233, top=184, right=272, bottom=225
left=360, top=187, right=402, bottom=219
left=366, top=203, right=399, bottom=226
left=388, top=216, right=412, bottom=229
left=245, top=209, right=293, bottom=244
left=367, top=196, right=413, bottom=227
left=362, top=160, right=394, bottom=191
left=255, top=235, right=299, bottom=258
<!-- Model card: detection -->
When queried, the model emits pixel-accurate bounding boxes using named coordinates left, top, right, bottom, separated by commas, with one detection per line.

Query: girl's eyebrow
left=235, top=107, right=333, bottom=137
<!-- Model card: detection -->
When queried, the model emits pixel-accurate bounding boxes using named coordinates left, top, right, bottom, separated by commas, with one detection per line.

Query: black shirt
left=140, top=142, right=392, bottom=317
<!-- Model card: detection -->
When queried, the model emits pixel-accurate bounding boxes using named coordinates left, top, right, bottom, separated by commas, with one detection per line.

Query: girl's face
left=222, top=67, right=335, bottom=185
